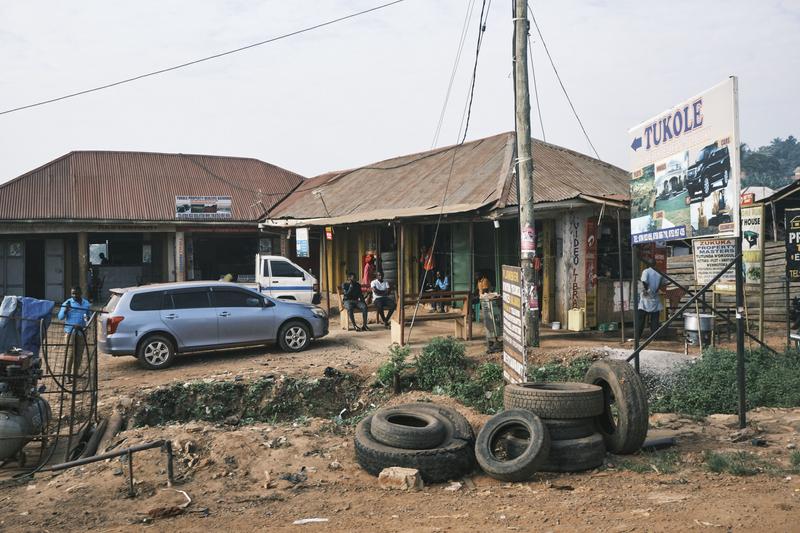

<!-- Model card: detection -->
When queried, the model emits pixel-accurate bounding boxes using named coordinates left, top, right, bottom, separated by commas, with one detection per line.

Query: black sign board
left=786, top=208, right=800, bottom=282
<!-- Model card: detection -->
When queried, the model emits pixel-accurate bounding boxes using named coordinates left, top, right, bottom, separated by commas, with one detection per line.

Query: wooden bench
left=397, top=290, right=473, bottom=340
left=337, top=287, right=397, bottom=330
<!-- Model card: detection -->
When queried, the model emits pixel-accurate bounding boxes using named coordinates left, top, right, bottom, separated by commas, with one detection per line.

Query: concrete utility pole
left=513, top=0, right=539, bottom=347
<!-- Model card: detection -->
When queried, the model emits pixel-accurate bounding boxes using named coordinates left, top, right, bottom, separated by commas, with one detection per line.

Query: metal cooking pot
left=684, top=312, right=715, bottom=332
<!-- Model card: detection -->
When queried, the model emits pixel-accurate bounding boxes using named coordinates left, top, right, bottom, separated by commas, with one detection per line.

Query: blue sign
left=632, top=225, right=687, bottom=244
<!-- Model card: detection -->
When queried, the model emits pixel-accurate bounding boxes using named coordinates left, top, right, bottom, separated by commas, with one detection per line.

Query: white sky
left=1, top=0, right=798, bottom=183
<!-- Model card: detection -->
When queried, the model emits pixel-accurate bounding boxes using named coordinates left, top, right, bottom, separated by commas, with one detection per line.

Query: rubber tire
left=381, top=251, right=397, bottom=261
left=382, top=267, right=397, bottom=278
left=399, top=403, right=475, bottom=443
left=543, top=417, right=595, bottom=441
left=506, top=432, right=605, bottom=472
left=504, top=382, right=604, bottom=418
left=370, top=408, right=447, bottom=450
left=584, top=359, right=649, bottom=455
left=137, top=334, right=176, bottom=370
left=475, top=410, right=550, bottom=482
left=278, top=320, right=311, bottom=352
left=702, top=176, right=710, bottom=196
left=355, top=415, right=475, bottom=483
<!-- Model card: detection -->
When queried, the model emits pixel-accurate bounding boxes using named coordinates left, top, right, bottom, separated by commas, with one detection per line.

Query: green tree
left=741, top=136, right=800, bottom=190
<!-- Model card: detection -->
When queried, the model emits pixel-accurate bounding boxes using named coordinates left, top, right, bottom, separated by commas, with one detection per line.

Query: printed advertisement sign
left=629, top=78, right=740, bottom=243
left=175, top=196, right=232, bottom=219
left=295, top=228, right=310, bottom=258
left=693, top=238, right=736, bottom=292
left=585, top=217, right=598, bottom=326
left=741, top=205, right=764, bottom=285
left=501, top=265, right=526, bottom=384
left=786, top=209, right=800, bottom=282
left=567, top=212, right=586, bottom=310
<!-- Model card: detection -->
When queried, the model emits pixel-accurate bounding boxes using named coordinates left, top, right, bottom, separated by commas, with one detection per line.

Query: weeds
left=415, top=337, right=469, bottom=390
left=791, top=450, right=800, bottom=471
left=376, top=344, right=412, bottom=390
left=526, top=357, right=594, bottom=382
left=614, top=449, right=682, bottom=474
left=703, top=451, right=780, bottom=476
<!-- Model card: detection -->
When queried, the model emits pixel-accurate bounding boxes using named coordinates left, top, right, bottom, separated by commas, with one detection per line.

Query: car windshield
left=697, top=146, right=714, bottom=161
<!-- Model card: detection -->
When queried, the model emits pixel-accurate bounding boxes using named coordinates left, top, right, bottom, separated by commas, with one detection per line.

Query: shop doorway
left=24, top=240, right=45, bottom=299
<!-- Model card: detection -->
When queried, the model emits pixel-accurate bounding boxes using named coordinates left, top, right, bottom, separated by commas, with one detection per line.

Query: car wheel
left=722, top=169, right=729, bottom=186
left=702, top=177, right=710, bottom=196
left=137, top=335, right=176, bottom=370
left=279, top=321, right=310, bottom=352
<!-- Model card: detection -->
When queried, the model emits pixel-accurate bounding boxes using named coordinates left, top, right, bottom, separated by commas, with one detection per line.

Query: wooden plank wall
left=665, top=240, right=796, bottom=323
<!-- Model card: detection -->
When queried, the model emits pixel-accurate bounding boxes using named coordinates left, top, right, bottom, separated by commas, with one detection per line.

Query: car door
left=268, top=259, right=312, bottom=302
left=211, top=287, right=275, bottom=345
left=160, top=288, right=218, bottom=350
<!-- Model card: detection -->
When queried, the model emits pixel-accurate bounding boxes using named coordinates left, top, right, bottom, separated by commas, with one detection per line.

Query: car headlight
left=311, top=308, right=327, bottom=319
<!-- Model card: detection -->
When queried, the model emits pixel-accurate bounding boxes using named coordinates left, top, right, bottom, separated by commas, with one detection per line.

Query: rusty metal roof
left=501, top=139, right=631, bottom=207
left=265, top=132, right=629, bottom=224
left=0, top=151, right=304, bottom=223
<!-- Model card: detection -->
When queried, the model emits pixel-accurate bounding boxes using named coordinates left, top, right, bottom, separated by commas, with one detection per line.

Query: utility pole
left=513, top=0, right=539, bottom=347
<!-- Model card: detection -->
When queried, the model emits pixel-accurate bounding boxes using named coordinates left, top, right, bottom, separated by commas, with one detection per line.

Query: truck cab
left=255, top=254, right=320, bottom=304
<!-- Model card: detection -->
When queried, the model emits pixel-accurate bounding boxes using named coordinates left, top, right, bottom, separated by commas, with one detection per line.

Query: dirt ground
left=1, top=318, right=798, bottom=532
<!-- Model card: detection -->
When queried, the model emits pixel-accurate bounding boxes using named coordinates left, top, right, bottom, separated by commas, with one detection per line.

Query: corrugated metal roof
left=0, top=151, right=304, bottom=222
left=502, top=139, right=631, bottom=206
left=268, top=132, right=516, bottom=221
left=266, top=132, right=629, bottom=223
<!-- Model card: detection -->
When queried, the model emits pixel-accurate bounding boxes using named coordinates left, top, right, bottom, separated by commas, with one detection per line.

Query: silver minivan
left=98, top=281, right=328, bottom=369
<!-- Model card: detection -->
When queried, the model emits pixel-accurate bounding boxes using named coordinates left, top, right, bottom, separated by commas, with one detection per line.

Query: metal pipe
left=616, top=210, right=625, bottom=344
left=631, top=244, right=640, bottom=372
left=41, top=439, right=170, bottom=472
left=648, top=263, right=776, bottom=354
left=627, top=252, right=742, bottom=364
left=735, top=236, right=747, bottom=429
left=127, top=450, right=134, bottom=496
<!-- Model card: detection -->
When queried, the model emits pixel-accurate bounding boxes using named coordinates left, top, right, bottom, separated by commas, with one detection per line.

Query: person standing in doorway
left=370, top=271, right=396, bottom=328
left=638, top=259, right=664, bottom=339
left=361, top=253, right=377, bottom=288
left=58, top=286, right=91, bottom=378
left=342, top=272, right=369, bottom=331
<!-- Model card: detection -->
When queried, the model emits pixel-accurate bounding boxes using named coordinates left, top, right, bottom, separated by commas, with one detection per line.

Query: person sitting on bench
left=433, top=270, right=449, bottom=313
left=370, top=271, right=396, bottom=328
left=342, top=272, right=369, bottom=331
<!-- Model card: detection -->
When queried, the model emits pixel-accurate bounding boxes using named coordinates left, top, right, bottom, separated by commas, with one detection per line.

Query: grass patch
left=703, top=451, right=780, bottom=476
left=650, top=348, right=800, bottom=416
left=615, top=449, right=682, bottom=474
left=526, top=357, right=595, bottom=382
left=791, top=450, right=800, bottom=472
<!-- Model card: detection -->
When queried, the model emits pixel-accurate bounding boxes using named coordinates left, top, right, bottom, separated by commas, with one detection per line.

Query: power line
left=527, top=34, right=546, bottom=142
left=407, top=0, right=491, bottom=343
left=431, top=0, right=477, bottom=148
left=528, top=4, right=599, bottom=159
left=0, top=0, right=408, bottom=117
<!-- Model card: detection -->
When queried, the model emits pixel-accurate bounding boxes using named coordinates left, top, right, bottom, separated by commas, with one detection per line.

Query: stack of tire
left=380, top=251, right=397, bottom=287
left=354, top=403, right=476, bottom=483
left=476, top=359, right=648, bottom=480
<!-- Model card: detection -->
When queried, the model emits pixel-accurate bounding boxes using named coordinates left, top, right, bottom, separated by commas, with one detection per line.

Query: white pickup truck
left=254, top=254, right=321, bottom=304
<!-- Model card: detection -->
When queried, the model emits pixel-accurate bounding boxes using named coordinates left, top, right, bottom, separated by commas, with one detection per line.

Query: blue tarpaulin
left=0, top=296, right=21, bottom=353
left=20, top=297, right=55, bottom=357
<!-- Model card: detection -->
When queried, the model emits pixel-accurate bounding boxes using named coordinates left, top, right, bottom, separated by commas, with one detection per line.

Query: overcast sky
left=1, top=0, right=798, bottom=183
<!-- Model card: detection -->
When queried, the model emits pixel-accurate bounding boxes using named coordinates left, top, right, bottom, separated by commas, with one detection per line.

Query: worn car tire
left=137, top=334, right=176, bottom=370
left=543, top=417, right=595, bottom=441
left=403, top=402, right=475, bottom=443
left=355, top=415, right=475, bottom=483
left=584, top=359, right=649, bottom=455
left=277, top=320, right=311, bottom=352
left=504, top=382, right=604, bottom=419
left=370, top=408, right=447, bottom=450
left=506, top=432, right=606, bottom=472
left=475, top=410, right=550, bottom=482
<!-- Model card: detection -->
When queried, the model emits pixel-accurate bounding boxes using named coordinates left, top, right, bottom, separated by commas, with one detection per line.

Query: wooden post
left=616, top=210, right=626, bottom=344
left=513, top=0, right=539, bottom=348
left=77, top=231, right=89, bottom=297
left=322, top=229, right=331, bottom=315
left=398, top=223, right=405, bottom=346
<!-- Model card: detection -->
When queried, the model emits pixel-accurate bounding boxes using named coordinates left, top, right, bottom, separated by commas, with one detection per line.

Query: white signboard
left=501, top=265, right=526, bottom=384
left=295, top=227, right=310, bottom=258
left=629, top=78, right=741, bottom=243
left=693, top=238, right=736, bottom=292
left=175, top=196, right=232, bottom=219
left=741, top=205, right=763, bottom=285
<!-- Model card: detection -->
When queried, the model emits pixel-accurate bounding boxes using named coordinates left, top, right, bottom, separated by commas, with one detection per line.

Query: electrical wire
left=0, top=0, right=408, bottom=117
left=407, top=0, right=490, bottom=343
left=431, top=0, right=478, bottom=148
left=528, top=4, right=599, bottom=159
left=527, top=34, right=546, bottom=142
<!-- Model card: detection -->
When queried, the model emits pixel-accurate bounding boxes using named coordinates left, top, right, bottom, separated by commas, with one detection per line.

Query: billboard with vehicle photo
left=629, top=78, right=740, bottom=243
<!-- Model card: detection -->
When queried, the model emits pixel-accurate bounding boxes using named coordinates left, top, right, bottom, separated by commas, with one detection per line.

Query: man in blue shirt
left=433, top=271, right=449, bottom=313
left=58, top=286, right=91, bottom=376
